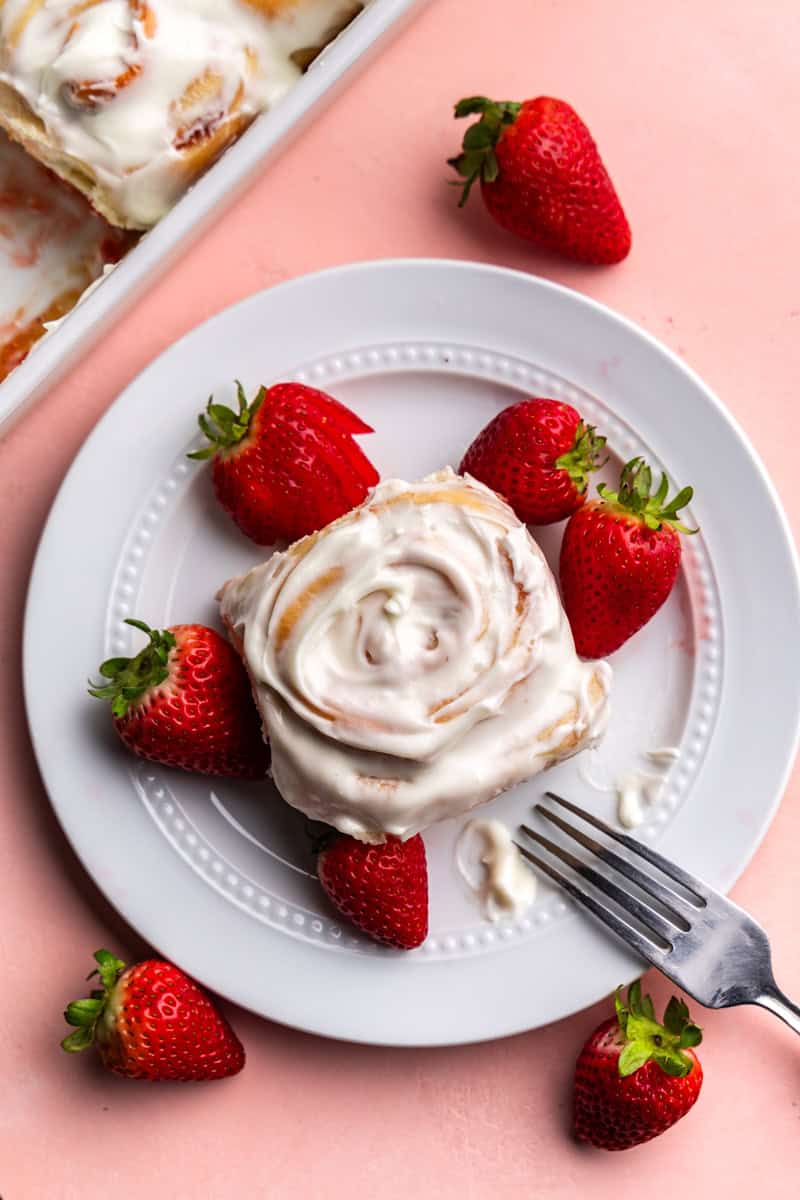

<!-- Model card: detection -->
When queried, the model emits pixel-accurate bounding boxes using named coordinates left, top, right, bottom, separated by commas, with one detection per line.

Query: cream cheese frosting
left=219, top=469, right=612, bottom=841
left=456, top=819, right=536, bottom=921
left=0, top=0, right=358, bottom=227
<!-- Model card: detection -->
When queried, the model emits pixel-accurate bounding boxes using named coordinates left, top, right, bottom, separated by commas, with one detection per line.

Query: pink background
left=2, top=0, right=799, bottom=1194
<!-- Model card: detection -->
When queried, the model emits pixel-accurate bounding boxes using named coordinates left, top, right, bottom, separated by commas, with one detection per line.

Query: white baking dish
left=0, top=0, right=427, bottom=433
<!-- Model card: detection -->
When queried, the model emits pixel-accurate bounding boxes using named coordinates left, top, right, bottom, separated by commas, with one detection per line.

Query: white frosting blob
left=616, top=771, right=665, bottom=829
left=456, top=818, right=536, bottom=921
left=219, top=469, right=612, bottom=841
left=645, top=746, right=680, bottom=765
left=0, top=0, right=356, bottom=225
left=579, top=745, right=681, bottom=828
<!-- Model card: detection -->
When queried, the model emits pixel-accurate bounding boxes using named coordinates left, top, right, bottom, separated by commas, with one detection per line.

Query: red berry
left=89, top=619, right=269, bottom=777
left=460, top=398, right=606, bottom=524
left=450, top=95, right=631, bottom=265
left=190, top=381, right=379, bottom=545
left=573, top=982, right=703, bottom=1150
left=62, top=949, right=245, bottom=1081
left=318, top=835, right=428, bottom=950
left=559, top=457, right=696, bottom=657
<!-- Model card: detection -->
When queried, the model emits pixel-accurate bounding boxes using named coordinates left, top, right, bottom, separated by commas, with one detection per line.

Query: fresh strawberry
left=573, top=981, right=703, bottom=1150
left=449, top=95, right=631, bottom=264
left=317, top=834, right=428, bottom=950
left=190, top=381, right=379, bottom=545
left=89, top=618, right=269, bottom=778
left=460, top=398, right=606, bottom=524
left=61, top=948, right=245, bottom=1081
left=559, top=457, right=696, bottom=657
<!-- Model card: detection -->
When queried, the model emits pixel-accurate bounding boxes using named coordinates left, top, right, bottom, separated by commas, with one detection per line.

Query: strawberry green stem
left=88, top=618, right=176, bottom=718
left=448, top=95, right=521, bottom=205
left=597, top=457, right=698, bottom=534
left=614, top=980, right=702, bottom=1078
left=61, top=950, right=126, bottom=1054
left=555, top=420, right=608, bottom=493
left=188, top=381, right=266, bottom=460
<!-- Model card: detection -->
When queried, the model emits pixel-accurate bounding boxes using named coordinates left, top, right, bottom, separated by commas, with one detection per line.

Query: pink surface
left=2, top=0, right=799, bottom=1194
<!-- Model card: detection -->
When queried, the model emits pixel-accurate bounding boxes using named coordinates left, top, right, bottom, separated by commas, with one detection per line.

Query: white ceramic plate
left=24, top=260, right=800, bottom=1046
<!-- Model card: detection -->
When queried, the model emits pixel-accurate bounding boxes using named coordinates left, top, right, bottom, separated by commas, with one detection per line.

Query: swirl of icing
left=220, top=469, right=612, bottom=841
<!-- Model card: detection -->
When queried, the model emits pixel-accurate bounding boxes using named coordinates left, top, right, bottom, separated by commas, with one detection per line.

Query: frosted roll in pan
left=0, top=0, right=363, bottom=229
left=0, top=0, right=428, bottom=432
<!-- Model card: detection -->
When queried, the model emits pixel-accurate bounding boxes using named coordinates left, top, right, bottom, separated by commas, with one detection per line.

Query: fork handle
left=755, top=985, right=800, bottom=1036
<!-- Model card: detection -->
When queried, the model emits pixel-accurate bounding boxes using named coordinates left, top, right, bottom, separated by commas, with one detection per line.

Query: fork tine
left=544, top=792, right=709, bottom=902
left=513, top=842, right=669, bottom=967
left=534, top=805, right=693, bottom=929
left=519, top=825, right=675, bottom=948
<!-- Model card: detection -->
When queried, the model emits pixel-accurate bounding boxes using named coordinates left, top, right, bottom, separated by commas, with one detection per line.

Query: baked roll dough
left=219, top=469, right=612, bottom=842
left=0, top=0, right=360, bottom=229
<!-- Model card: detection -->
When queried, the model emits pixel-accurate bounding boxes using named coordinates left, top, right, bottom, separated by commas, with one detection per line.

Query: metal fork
left=516, top=791, right=800, bottom=1035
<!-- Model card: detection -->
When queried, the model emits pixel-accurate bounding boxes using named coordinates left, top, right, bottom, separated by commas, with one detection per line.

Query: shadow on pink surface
left=426, top=164, right=621, bottom=291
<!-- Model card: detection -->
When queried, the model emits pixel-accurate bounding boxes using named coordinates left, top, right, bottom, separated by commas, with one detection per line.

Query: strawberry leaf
left=653, top=471, right=669, bottom=508
left=454, top=95, right=492, bottom=117
left=598, top=457, right=698, bottom=535
left=188, top=383, right=266, bottom=459
left=88, top=624, right=175, bottom=719
left=640, top=992, right=656, bottom=1021
left=62, top=949, right=126, bottom=1056
left=482, top=149, right=500, bottom=183
left=555, top=420, right=607, bottom=492
left=64, top=998, right=104, bottom=1026
left=614, top=983, right=701, bottom=1078
left=463, top=123, right=492, bottom=150
left=93, top=949, right=125, bottom=990
left=653, top=1050, right=693, bottom=1078
left=663, top=995, right=691, bottom=1035
left=449, top=95, right=521, bottom=206
left=618, top=1041, right=651, bottom=1077
left=97, top=657, right=129, bottom=677
left=61, top=1026, right=95, bottom=1053
left=125, top=618, right=152, bottom=636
